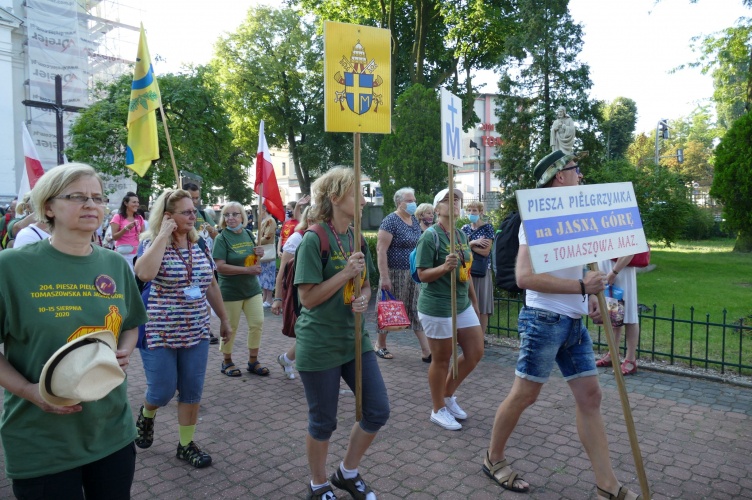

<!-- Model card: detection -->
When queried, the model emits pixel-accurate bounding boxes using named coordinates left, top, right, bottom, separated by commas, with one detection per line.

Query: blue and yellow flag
left=126, top=24, right=161, bottom=177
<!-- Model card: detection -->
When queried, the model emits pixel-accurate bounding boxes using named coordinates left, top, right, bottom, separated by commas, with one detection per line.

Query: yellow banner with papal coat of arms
left=324, top=21, right=391, bottom=134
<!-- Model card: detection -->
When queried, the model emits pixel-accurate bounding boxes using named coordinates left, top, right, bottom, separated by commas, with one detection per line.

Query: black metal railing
left=488, top=295, right=752, bottom=376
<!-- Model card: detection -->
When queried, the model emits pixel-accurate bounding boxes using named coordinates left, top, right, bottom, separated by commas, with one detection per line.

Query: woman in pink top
left=110, top=191, right=144, bottom=272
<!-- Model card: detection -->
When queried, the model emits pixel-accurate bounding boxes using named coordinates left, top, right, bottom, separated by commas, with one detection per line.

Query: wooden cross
left=22, top=74, right=86, bottom=165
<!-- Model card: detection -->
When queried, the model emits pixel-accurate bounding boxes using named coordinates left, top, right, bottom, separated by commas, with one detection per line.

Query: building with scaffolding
left=0, top=0, right=141, bottom=205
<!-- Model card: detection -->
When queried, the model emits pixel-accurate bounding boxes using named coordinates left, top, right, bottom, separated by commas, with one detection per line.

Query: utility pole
left=469, top=139, right=481, bottom=201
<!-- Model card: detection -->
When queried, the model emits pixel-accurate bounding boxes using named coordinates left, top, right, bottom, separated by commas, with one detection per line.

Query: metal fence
left=488, top=294, right=752, bottom=376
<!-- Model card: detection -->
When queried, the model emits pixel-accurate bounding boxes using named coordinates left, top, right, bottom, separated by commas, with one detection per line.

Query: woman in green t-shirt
left=212, top=202, right=268, bottom=377
left=415, top=188, right=484, bottom=432
left=294, top=167, right=389, bottom=500
left=0, top=163, right=148, bottom=498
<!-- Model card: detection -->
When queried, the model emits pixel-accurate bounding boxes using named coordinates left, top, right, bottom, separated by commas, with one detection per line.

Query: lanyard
left=326, top=221, right=353, bottom=260
left=437, top=222, right=465, bottom=267
left=172, top=241, right=194, bottom=283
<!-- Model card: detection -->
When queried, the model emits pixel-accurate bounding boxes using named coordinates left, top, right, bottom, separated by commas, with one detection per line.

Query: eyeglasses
left=225, top=212, right=242, bottom=218
left=561, top=165, right=581, bottom=174
left=175, top=209, right=198, bottom=217
left=54, top=194, right=108, bottom=205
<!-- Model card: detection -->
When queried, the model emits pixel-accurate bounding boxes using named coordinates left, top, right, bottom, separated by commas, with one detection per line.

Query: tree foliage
left=710, top=112, right=752, bottom=252
left=376, top=84, right=446, bottom=206
left=587, top=160, right=694, bottom=247
left=211, top=6, right=342, bottom=195
left=601, top=97, right=637, bottom=160
left=681, top=19, right=752, bottom=130
left=67, top=68, right=243, bottom=203
left=494, top=0, right=601, bottom=206
left=292, top=0, right=520, bottom=128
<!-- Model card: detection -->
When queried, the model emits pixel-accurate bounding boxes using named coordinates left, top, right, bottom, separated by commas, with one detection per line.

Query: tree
left=376, top=84, right=446, bottom=206
left=626, top=132, right=655, bottom=168
left=67, top=68, right=243, bottom=203
left=710, top=112, right=752, bottom=252
left=679, top=18, right=751, bottom=129
left=601, top=97, right=637, bottom=160
left=661, top=107, right=719, bottom=185
left=587, top=159, right=694, bottom=247
left=494, top=0, right=601, bottom=206
left=211, top=7, right=331, bottom=195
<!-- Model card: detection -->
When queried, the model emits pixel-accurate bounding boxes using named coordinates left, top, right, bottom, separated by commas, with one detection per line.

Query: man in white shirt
left=482, top=150, right=641, bottom=500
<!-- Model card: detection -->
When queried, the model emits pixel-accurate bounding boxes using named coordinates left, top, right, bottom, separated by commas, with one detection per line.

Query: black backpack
left=493, top=211, right=523, bottom=294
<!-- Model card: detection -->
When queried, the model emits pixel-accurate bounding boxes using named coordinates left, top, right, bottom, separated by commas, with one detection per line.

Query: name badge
left=183, top=285, right=202, bottom=300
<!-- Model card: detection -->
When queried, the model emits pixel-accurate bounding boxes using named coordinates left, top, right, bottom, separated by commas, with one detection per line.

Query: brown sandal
left=597, top=485, right=642, bottom=500
left=482, top=451, right=529, bottom=493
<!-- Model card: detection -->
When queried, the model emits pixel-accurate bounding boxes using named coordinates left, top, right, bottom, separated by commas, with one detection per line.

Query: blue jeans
left=140, top=339, right=210, bottom=406
left=299, top=351, right=390, bottom=441
left=515, top=306, right=597, bottom=383
left=12, top=442, right=135, bottom=500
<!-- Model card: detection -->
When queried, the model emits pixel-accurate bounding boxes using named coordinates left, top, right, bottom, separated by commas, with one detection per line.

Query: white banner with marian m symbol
left=516, top=182, right=648, bottom=274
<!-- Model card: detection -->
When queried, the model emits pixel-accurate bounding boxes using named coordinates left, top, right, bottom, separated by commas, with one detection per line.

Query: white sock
left=340, top=462, right=358, bottom=479
left=311, top=480, right=330, bottom=491
left=283, top=353, right=293, bottom=364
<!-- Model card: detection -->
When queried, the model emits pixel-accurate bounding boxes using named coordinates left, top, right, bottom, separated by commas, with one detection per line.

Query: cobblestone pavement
left=2, top=303, right=751, bottom=499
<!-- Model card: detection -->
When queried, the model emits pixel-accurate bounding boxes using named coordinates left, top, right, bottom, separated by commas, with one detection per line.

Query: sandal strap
left=597, top=485, right=631, bottom=500
left=485, top=452, right=510, bottom=477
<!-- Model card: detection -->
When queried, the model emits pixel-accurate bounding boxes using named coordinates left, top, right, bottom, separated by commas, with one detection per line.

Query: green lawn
left=488, top=238, right=752, bottom=374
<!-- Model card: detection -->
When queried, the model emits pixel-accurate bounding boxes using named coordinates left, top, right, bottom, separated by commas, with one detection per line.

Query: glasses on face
left=174, top=209, right=198, bottom=217
left=225, top=212, right=242, bottom=218
left=55, top=194, right=108, bottom=206
left=561, top=164, right=581, bottom=174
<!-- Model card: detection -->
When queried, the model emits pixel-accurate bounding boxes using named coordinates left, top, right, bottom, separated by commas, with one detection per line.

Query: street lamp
left=469, top=140, right=481, bottom=201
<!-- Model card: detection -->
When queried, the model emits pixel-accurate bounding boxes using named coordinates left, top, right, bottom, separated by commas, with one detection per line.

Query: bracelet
left=272, top=298, right=282, bottom=303
left=612, top=269, right=619, bottom=275
left=578, top=278, right=586, bottom=302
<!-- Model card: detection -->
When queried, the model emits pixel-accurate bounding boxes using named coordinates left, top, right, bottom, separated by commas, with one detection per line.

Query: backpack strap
left=308, top=223, right=330, bottom=268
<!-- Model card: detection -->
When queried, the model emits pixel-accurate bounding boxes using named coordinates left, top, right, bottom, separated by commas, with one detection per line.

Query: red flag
left=255, top=120, right=285, bottom=222
left=19, top=123, right=46, bottom=200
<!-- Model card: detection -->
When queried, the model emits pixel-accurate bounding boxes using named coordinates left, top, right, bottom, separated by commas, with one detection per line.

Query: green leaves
left=128, top=91, right=159, bottom=112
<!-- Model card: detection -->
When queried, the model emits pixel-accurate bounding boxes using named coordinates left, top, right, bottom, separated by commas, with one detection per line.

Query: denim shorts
left=140, top=339, right=210, bottom=406
left=515, top=306, right=597, bottom=383
left=299, top=350, right=390, bottom=441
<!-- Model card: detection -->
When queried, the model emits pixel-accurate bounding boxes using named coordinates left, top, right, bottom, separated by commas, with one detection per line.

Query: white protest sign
left=516, top=182, right=648, bottom=274
left=440, top=88, right=463, bottom=167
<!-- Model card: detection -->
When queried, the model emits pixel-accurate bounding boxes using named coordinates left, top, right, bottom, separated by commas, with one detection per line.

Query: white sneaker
left=444, top=396, right=467, bottom=420
left=262, top=301, right=271, bottom=308
left=277, top=354, right=295, bottom=380
left=430, top=407, right=462, bottom=430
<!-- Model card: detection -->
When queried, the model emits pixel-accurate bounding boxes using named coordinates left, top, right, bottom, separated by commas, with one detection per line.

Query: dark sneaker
left=134, top=406, right=154, bottom=449
left=306, top=483, right=337, bottom=500
left=176, top=441, right=212, bottom=468
left=330, top=468, right=373, bottom=500
left=209, top=333, right=219, bottom=345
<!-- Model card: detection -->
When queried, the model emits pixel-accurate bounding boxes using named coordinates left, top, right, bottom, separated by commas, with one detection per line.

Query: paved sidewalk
left=2, top=304, right=751, bottom=499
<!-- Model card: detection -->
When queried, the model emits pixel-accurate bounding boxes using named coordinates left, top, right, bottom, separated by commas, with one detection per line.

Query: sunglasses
left=561, top=164, right=581, bottom=174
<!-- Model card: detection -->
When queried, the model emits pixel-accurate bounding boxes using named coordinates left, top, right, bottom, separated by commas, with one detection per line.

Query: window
left=282, top=162, right=286, bottom=176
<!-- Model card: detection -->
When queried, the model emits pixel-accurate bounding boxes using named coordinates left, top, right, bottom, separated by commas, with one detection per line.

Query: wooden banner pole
left=353, top=132, right=363, bottom=421
left=588, top=262, right=651, bottom=500
left=448, top=163, right=458, bottom=379
left=158, top=105, right=180, bottom=187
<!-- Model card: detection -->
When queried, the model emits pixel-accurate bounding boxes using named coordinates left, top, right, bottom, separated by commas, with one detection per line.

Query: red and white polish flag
left=254, top=120, right=285, bottom=222
left=19, top=122, right=46, bottom=200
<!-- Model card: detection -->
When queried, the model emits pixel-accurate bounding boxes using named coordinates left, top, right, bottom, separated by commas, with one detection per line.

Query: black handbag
left=470, top=251, right=489, bottom=277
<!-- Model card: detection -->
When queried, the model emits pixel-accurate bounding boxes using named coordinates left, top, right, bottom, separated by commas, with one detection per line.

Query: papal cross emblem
left=333, top=40, right=384, bottom=115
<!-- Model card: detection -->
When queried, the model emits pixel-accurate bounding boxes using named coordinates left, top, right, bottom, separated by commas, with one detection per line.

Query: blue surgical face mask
left=468, top=214, right=480, bottom=223
left=405, top=202, right=417, bottom=215
left=226, top=221, right=241, bottom=230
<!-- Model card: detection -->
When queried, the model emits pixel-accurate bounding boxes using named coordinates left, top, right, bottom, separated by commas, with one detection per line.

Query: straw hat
left=38, top=330, right=125, bottom=407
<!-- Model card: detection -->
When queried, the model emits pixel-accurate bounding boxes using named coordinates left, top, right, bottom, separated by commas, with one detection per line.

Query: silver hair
left=393, top=187, right=415, bottom=207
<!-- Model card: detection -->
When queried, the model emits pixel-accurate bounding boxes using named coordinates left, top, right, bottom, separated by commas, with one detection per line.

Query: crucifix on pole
left=22, top=74, right=86, bottom=166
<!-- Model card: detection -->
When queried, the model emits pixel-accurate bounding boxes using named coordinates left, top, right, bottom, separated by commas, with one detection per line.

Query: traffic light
left=677, top=148, right=684, bottom=164
left=659, top=119, right=669, bottom=139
